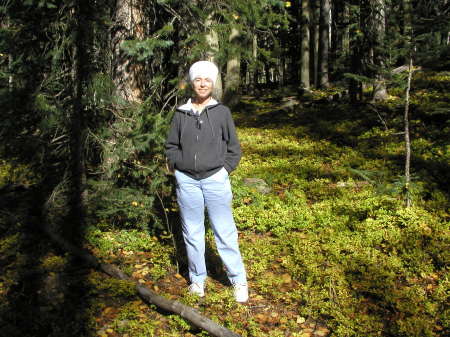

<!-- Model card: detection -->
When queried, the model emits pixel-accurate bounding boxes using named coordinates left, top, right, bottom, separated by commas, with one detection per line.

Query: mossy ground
left=1, top=71, right=449, bottom=336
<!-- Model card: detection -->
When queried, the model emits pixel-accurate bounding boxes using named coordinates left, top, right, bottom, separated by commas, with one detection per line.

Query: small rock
left=281, top=273, right=292, bottom=284
left=243, top=178, right=271, bottom=194
left=117, top=319, right=129, bottom=327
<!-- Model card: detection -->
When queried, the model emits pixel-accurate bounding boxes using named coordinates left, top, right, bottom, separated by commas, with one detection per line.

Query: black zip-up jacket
left=165, top=102, right=241, bottom=180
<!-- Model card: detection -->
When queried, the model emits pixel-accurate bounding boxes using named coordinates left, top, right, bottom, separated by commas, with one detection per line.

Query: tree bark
left=205, top=15, right=223, bottom=100
left=69, top=0, right=89, bottom=238
left=42, top=224, right=242, bottom=337
left=349, top=5, right=362, bottom=102
left=318, top=0, right=330, bottom=88
left=331, top=0, right=347, bottom=79
left=2, top=17, right=14, bottom=91
left=310, top=1, right=320, bottom=87
left=300, top=0, right=310, bottom=90
left=372, top=0, right=388, bottom=102
left=342, top=3, right=350, bottom=55
left=224, top=26, right=241, bottom=107
left=403, top=0, right=413, bottom=207
left=112, top=0, right=146, bottom=103
left=290, top=0, right=300, bottom=84
left=250, top=33, right=258, bottom=92
left=404, top=56, right=413, bottom=207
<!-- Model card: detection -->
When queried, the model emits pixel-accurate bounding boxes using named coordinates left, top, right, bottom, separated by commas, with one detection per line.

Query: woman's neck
left=193, top=96, right=211, bottom=107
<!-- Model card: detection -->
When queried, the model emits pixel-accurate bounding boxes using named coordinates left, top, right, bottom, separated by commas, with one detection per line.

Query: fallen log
left=42, top=224, right=241, bottom=337
left=392, top=64, right=422, bottom=74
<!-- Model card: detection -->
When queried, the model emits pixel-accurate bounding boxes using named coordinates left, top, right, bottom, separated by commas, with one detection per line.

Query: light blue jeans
left=174, top=167, right=247, bottom=286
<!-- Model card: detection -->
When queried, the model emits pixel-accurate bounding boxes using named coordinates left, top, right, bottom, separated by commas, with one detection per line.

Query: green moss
left=88, top=272, right=136, bottom=298
left=40, top=255, right=67, bottom=272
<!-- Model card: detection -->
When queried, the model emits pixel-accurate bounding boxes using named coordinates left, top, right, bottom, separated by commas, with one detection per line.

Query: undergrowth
left=1, top=71, right=449, bottom=336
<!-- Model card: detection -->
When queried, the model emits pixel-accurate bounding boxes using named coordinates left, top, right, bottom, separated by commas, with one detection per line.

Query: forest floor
left=1, top=71, right=449, bottom=337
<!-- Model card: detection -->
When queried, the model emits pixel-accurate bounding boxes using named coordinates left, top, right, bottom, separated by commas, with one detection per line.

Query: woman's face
left=192, top=77, right=213, bottom=100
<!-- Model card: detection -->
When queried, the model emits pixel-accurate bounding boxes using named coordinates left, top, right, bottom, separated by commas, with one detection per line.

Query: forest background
left=0, top=0, right=449, bottom=337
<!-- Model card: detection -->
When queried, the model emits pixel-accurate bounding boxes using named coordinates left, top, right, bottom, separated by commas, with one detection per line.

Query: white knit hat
left=189, top=61, right=219, bottom=84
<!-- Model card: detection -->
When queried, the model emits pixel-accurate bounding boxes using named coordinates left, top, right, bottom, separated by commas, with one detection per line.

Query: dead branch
left=42, top=224, right=242, bottom=337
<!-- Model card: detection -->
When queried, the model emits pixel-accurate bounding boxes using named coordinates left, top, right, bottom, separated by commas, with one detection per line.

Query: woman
left=165, top=61, right=248, bottom=302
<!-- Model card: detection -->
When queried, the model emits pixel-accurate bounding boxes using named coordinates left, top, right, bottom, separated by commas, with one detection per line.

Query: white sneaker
left=188, top=282, right=205, bottom=297
left=233, top=283, right=248, bottom=303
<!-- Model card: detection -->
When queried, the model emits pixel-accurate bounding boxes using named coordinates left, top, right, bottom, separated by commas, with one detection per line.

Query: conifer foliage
left=1, top=0, right=449, bottom=234
left=1, top=1, right=449, bottom=336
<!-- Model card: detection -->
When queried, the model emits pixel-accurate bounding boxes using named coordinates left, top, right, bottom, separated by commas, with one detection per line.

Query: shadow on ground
left=0, top=185, right=93, bottom=337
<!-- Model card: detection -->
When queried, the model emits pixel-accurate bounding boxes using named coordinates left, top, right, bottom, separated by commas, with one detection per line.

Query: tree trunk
left=331, top=0, right=347, bottom=79
left=310, top=1, right=320, bottom=87
left=404, top=56, right=413, bottom=207
left=2, top=17, right=13, bottom=91
left=290, top=0, right=300, bottom=84
left=278, top=57, right=285, bottom=87
left=372, top=0, right=388, bottom=101
left=342, top=3, right=350, bottom=55
left=264, top=60, right=270, bottom=85
left=69, top=0, right=89, bottom=238
left=403, top=0, right=413, bottom=207
left=250, top=33, right=258, bottom=92
left=318, top=0, right=330, bottom=88
left=300, top=0, right=310, bottom=90
left=349, top=5, right=362, bottom=102
left=224, top=26, right=241, bottom=107
left=242, top=61, right=249, bottom=90
left=112, top=0, right=146, bottom=103
left=205, top=15, right=223, bottom=100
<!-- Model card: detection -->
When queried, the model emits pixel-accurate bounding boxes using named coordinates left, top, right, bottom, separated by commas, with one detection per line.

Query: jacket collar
left=178, top=98, right=219, bottom=115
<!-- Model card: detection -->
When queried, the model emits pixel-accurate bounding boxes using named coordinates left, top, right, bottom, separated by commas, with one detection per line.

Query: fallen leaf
left=103, top=307, right=113, bottom=314
left=255, top=313, right=267, bottom=322
left=315, top=327, right=330, bottom=336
